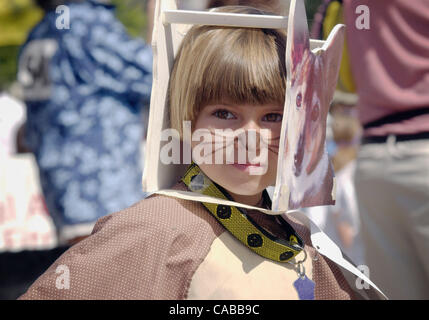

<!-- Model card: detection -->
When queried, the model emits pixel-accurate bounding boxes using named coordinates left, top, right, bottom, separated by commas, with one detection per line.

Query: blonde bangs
left=169, top=6, right=287, bottom=135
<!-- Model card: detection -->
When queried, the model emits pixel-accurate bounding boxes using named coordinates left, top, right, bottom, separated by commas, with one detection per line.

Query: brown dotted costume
left=20, top=183, right=382, bottom=300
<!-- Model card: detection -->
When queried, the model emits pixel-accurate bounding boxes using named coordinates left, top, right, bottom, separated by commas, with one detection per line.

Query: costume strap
left=181, top=163, right=304, bottom=263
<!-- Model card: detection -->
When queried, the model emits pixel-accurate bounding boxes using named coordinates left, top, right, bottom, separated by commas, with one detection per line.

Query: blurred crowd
left=1, top=0, right=428, bottom=300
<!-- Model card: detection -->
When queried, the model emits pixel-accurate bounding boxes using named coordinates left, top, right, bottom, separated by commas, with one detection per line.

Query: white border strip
left=163, top=9, right=288, bottom=28
left=162, top=9, right=325, bottom=49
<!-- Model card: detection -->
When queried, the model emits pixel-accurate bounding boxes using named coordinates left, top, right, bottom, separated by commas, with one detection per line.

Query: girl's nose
left=236, top=120, right=263, bottom=152
left=241, top=119, right=260, bottom=132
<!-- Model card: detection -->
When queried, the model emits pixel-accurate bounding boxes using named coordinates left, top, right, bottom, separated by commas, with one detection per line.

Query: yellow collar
left=182, top=163, right=304, bottom=263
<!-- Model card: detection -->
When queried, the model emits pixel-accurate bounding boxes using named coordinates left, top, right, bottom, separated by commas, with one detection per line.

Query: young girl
left=20, top=5, right=381, bottom=300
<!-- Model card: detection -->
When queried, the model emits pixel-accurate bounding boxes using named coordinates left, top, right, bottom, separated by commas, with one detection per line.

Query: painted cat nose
left=235, top=129, right=261, bottom=145
left=242, top=120, right=260, bottom=131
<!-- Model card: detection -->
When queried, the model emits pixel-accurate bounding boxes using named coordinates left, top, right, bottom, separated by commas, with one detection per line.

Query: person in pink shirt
left=343, top=0, right=429, bottom=299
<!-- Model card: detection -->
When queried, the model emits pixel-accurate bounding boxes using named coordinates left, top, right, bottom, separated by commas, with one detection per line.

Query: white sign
left=0, top=154, right=57, bottom=251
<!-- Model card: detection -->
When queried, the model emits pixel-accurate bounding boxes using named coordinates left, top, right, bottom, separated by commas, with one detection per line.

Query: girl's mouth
left=230, top=163, right=262, bottom=172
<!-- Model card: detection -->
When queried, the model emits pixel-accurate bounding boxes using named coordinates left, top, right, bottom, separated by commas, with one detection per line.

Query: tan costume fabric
left=355, top=139, right=429, bottom=299
left=20, top=182, right=378, bottom=299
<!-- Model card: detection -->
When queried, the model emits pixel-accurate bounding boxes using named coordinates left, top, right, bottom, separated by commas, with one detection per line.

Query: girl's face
left=192, top=102, right=283, bottom=206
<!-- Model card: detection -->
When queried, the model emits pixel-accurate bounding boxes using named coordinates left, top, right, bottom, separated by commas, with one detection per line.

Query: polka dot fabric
left=19, top=182, right=377, bottom=299
left=19, top=183, right=224, bottom=299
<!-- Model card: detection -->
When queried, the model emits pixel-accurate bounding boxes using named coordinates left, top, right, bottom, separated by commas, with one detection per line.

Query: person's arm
left=333, top=210, right=355, bottom=249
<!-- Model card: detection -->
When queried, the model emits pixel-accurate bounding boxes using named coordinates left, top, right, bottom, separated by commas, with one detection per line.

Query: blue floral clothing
left=18, top=0, right=152, bottom=235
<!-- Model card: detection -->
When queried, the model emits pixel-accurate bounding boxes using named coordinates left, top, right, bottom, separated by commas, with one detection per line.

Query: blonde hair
left=207, top=0, right=285, bottom=14
left=168, top=6, right=287, bottom=136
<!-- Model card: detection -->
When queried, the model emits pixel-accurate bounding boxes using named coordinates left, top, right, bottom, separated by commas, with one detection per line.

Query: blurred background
left=1, top=0, right=428, bottom=300
left=0, top=0, right=151, bottom=88
left=1, top=0, right=157, bottom=299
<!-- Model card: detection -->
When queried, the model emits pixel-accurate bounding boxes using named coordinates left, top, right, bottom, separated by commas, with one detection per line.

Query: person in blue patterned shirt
left=18, top=0, right=154, bottom=244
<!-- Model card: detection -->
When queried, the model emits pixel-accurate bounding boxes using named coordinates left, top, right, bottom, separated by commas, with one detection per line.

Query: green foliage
left=0, top=46, right=20, bottom=90
left=0, top=0, right=43, bottom=46
left=111, top=0, right=149, bottom=39
left=0, top=0, right=42, bottom=89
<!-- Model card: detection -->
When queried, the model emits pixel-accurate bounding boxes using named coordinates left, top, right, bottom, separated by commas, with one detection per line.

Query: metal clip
left=288, top=249, right=307, bottom=279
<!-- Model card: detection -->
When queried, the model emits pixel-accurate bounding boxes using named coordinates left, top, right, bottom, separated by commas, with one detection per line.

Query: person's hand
left=16, top=123, right=31, bottom=153
left=336, top=221, right=354, bottom=249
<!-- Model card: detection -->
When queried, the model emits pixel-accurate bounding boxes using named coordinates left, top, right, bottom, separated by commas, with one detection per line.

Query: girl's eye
left=262, top=113, right=283, bottom=122
left=212, top=109, right=236, bottom=120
